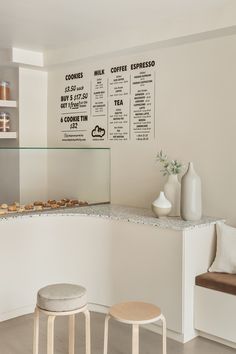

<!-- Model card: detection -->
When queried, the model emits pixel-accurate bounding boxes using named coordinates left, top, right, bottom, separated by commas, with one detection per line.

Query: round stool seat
left=109, top=301, right=162, bottom=324
left=37, top=283, right=87, bottom=312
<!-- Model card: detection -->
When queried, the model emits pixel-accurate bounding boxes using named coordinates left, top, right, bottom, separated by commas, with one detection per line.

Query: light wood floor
left=0, top=312, right=235, bottom=354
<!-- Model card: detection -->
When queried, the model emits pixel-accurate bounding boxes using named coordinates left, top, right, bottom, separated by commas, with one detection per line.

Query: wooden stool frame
left=103, top=313, right=166, bottom=354
left=33, top=305, right=91, bottom=354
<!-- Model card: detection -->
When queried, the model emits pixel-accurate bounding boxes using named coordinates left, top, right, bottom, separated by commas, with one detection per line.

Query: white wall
left=47, top=33, right=236, bottom=225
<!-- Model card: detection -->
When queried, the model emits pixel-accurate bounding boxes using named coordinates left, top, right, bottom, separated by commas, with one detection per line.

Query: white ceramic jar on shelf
left=152, top=191, right=172, bottom=218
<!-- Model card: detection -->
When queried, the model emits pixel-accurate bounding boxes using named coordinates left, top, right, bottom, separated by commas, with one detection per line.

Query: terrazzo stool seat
left=33, top=283, right=90, bottom=354
left=103, top=301, right=166, bottom=354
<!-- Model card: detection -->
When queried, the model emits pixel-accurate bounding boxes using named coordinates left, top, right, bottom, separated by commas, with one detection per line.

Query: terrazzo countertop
left=0, top=203, right=223, bottom=231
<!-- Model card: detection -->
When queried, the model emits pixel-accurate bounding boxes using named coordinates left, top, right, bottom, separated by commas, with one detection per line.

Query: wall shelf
left=0, top=100, right=17, bottom=108
left=0, top=132, right=17, bottom=139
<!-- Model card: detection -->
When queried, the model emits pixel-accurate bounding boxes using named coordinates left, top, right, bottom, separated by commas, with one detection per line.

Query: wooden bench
left=195, top=272, right=236, bottom=347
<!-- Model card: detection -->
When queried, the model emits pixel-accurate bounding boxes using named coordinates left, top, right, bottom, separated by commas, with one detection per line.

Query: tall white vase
left=181, top=162, right=202, bottom=221
left=164, top=174, right=181, bottom=217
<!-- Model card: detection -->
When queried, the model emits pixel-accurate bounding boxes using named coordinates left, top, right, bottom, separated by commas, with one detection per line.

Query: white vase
left=164, top=174, right=181, bottom=217
left=181, top=162, right=202, bottom=221
left=152, top=191, right=172, bottom=218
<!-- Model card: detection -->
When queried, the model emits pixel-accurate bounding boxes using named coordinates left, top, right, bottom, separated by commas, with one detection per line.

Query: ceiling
left=0, top=0, right=235, bottom=52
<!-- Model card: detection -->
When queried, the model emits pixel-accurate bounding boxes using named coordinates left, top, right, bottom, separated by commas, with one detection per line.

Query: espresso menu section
left=58, top=60, right=156, bottom=143
left=131, top=70, right=155, bottom=141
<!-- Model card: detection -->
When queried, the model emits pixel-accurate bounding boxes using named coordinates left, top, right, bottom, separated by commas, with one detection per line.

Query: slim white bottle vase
left=181, top=162, right=202, bottom=221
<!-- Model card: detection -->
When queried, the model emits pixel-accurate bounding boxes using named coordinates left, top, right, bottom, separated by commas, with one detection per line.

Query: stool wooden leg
left=132, top=324, right=139, bottom=354
left=84, top=310, right=91, bottom=354
left=103, top=315, right=110, bottom=354
left=33, top=307, right=39, bottom=354
left=47, top=315, right=56, bottom=354
left=160, top=315, right=167, bottom=354
left=69, top=314, right=75, bottom=354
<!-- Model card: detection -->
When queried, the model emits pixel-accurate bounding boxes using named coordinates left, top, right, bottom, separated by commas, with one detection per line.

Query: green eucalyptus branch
left=156, top=150, right=184, bottom=176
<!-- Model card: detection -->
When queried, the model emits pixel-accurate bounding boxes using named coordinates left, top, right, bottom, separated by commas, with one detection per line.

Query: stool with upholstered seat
left=33, top=283, right=90, bottom=354
left=103, top=301, right=166, bottom=354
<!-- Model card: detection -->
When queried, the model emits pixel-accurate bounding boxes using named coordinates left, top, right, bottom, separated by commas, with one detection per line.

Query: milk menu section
left=59, top=60, right=156, bottom=142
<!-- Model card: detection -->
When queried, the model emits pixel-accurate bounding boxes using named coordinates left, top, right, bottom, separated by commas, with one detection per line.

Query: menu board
left=58, top=60, right=156, bottom=143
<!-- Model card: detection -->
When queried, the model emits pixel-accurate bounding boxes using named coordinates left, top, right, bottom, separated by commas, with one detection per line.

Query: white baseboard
left=199, top=331, right=236, bottom=349
left=0, top=305, right=35, bottom=322
left=88, top=302, right=185, bottom=343
left=143, top=322, right=184, bottom=343
left=88, top=302, right=109, bottom=314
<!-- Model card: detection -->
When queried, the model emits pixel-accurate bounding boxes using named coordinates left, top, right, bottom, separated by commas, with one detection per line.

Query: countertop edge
left=0, top=204, right=224, bottom=231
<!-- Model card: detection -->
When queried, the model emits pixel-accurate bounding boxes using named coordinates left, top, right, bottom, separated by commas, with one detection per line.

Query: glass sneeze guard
left=0, top=147, right=110, bottom=206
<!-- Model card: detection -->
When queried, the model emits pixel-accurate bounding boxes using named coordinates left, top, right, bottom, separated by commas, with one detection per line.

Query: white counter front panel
left=0, top=215, right=182, bottom=333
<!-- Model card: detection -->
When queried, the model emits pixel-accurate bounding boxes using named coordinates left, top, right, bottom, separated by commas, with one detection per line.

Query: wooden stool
left=104, top=301, right=166, bottom=354
left=33, top=283, right=90, bottom=354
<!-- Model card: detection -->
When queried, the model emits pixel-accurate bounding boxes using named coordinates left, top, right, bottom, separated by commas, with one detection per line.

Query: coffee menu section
left=59, top=60, right=156, bottom=142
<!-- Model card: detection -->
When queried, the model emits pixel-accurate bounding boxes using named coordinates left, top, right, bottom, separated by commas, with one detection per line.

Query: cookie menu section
left=58, top=59, right=156, bottom=143
left=60, top=72, right=90, bottom=142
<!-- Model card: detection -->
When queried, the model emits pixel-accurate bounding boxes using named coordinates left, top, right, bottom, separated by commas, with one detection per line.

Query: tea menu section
left=59, top=59, right=156, bottom=143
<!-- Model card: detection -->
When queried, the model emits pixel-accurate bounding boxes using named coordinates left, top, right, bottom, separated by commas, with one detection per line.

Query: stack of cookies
left=0, top=198, right=88, bottom=216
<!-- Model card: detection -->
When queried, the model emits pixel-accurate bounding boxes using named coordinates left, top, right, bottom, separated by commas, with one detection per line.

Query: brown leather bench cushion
left=195, top=272, right=236, bottom=296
